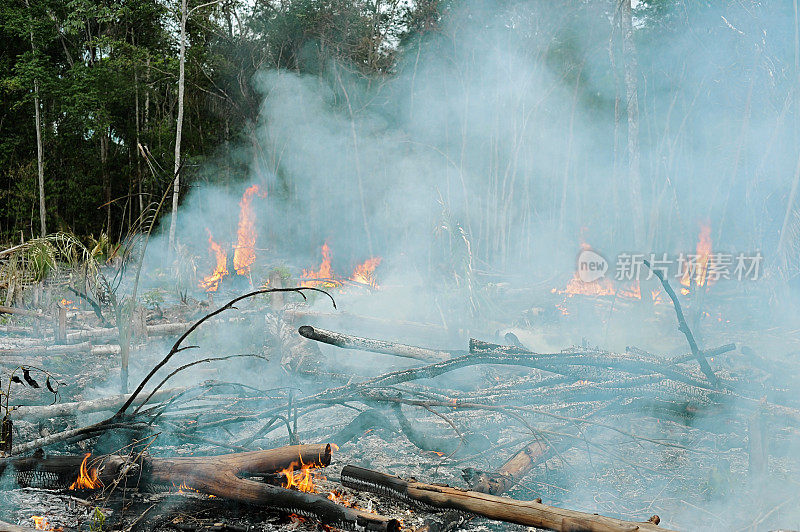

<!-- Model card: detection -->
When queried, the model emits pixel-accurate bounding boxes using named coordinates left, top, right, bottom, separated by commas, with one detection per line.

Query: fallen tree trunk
left=298, top=325, right=451, bottom=362
left=11, top=386, right=188, bottom=421
left=65, top=322, right=193, bottom=344
left=341, top=465, right=674, bottom=532
left=0, top=342, right=119, bottom=357
left=0, top=305, right=46, bottom=319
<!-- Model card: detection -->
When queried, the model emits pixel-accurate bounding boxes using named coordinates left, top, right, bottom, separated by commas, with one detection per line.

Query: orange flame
left=59, top=299, right=78, bottom=310
left=278, top=458, right=323, bottom=493
left=69, top=453, right=102, bottom=490
left=681, top=223, right=713, bottom=294
left=233, top=185, right=264, bottom=276
left=349, top=257, right=382, bottom=287
left=31, top=516, right=62, bottom=531
left=301, top=242, right=338, bottom=287
left=199, top=231, right=229, bottom=292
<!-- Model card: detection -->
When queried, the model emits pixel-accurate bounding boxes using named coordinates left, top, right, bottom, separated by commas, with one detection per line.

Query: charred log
left=298, top=325, right=452, bottom=362
left=341, top=465, right=673, bottom=532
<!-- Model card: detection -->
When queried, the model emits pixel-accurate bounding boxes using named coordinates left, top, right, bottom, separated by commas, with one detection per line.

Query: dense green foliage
left=0, top=0, right=418, bottom=243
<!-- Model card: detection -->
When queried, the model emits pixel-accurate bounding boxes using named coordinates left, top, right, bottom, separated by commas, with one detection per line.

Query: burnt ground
left=2, top=283, right=800, bottom=531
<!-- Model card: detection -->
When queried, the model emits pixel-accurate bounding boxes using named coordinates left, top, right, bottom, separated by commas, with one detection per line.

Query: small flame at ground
left=31, top=516, right=62, bottom=531
left=199, top=231, right=229, bottom=292
left=681, top=223, right=713, bottom=295
left=301, top=243, right=337, bottom=288
left=233, top=185, right=264, bottom=276
left=349, top=257, right=382, bottom=287
left=58, top=299, right=78, bottom=310
left=69, top=453, right=102, bottom=490
left=301, top=242, right=383, bottom=289
left=278, top=459, right=323, bottom=493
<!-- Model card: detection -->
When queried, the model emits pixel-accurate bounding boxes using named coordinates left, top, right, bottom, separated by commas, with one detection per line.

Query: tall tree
left=620, top=0, right=644, bottom=246
left=21, top=0, right=47, bottom=236
left=168, top=0, right=187, bottom=254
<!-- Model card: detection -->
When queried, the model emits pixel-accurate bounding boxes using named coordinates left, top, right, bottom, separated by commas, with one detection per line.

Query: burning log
left=1, top=445, right=399, bottom=531
left=0, top=452, right=128, bottom=489
left=147, top=452, right=399, bottom=532
left=1, top=445, right=331, bottom=491
left=341, top=465, right=674, bottom=532
left=298, top=325, right=451, bottom=362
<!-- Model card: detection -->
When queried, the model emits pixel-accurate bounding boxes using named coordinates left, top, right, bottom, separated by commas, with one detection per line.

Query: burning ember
left=68, top=453, right=102, bottom=490
left=349, top=257, right=382, bottom=288
left=199, top=231, right=228, bottom=292
left=233, top=184, right=264, bottom=276
left=680, top=223, right=713, bottom=295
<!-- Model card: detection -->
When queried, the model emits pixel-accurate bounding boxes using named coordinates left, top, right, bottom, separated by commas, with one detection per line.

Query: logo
left=577, top=249, right=608, bottom=282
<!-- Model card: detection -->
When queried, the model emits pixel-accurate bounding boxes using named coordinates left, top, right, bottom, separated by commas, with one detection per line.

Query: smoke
left=127, top=1, right=800, bottom=529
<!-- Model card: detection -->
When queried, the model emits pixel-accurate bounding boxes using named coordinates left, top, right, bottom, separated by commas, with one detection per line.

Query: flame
left=199, top=230, right=228, bottom=292
left=301, top=242, right=338, bottom=287
left=59, top=299, right=78, bottom=310
left=618, top=280, right=641, bottom=299
left=278, top=458, right=323, bottom=493
left=233, top=185, right=264, bottom=276
left=69, top=453, right=102, bottom=490
left=650, top=289, right=666, bottom=304
left=31, top=516, right=61, bottom=531
left=349, top=257, right=382, bottom=287
left=681, top=223, right=713, bottom=294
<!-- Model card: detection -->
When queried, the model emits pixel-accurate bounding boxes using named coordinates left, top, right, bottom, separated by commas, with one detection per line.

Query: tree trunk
left=141, top=55, right=150, bottom=215
left=26, top=0, right=46, bottom=237
left=620, top=0, right=644, bottom=247
left=101, top=131, right=111, bottom=234
left=168, top=0, right=188, bottom=254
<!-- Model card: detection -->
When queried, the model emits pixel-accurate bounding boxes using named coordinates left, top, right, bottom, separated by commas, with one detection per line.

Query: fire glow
left=69, top=453, right=102, bottom=490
